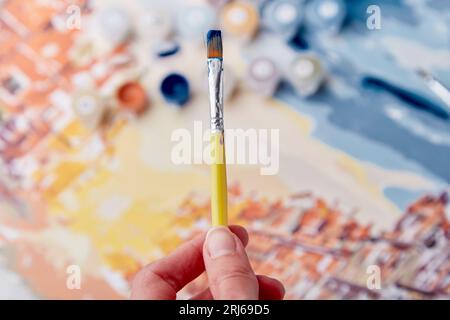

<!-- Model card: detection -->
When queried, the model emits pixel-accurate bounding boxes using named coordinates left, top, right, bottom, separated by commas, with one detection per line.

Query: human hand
left=131, top=225, right=284, bottom=300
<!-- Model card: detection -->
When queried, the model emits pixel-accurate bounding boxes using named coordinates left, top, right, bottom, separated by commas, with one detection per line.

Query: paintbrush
left=416, top=68, right=450, bottom=111
left=314, top=46, right=449, bottom=120
left=206, top=30, right=228, bottom=227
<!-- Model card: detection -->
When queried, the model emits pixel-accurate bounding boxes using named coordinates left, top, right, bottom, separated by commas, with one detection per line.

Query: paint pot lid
left=98, top=7, right=131, bottom=44
left=305, top=0, right=346, bottom=32
left=263, top=0, right=302, bottom=28
left=291, top=55, right=322, bottom=80
left=249, top=57, right=278, bottom=81
left=73, top=90, right=104, bottom=128
left=153, top=41, right=180, bottom=58
left=222, top=1, right=259, bottom=35
left=177, top=6, right=216, bottom=39
left=223, top=67, right=236, bottom=101
left=207, top=0, right=230, bottom=7
left=317, top=0, right=341, bottom=19
left=201, top=67, right=235, bottom=101
left=160, top=73, right=190, bottom=106
left=74, top=93, right=99, bottom=116
left=139, top=9, right=172, bottom=40
left=117, top=81, right=148, bottom=114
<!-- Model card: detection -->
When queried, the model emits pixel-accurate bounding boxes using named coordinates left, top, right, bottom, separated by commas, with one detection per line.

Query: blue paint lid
left=160, top=73, right=190, bottom=106
left=261, top=0, right=303, bottom=38
left=305, top=0, right=346, bottom=34
left=153, top=41, right=180, bottom=58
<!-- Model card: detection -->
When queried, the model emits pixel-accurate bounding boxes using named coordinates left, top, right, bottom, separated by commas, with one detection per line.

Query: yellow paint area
left=336, top=154, right=400, bottom=216
left=337, top=155, right=379, bottom=196
left=270, top=99, right=312, bottom=135
left=47, top=124, right=209, bottom=272
left=43, top=161, right=87, bottom=200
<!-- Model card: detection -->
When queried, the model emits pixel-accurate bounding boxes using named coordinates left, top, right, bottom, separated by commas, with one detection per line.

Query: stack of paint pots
left=88, top=0, right=348, bottom=120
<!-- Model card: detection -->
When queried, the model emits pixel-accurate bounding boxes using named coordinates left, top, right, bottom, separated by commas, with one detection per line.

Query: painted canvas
left=0, top=0, right=449, bottom=299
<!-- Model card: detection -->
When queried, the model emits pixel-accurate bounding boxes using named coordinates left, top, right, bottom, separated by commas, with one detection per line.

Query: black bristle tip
left=206, top=30, right=223, bottom=59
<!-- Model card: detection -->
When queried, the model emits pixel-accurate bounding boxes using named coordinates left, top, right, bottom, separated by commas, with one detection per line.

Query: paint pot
left=223, top=67, right=237, bottom=101
left=73, top=90, right=105, bottom=129
left=288, top=54, right=324, bottom=97
left=305, top=0, right=346, bottom=35
left=153, top=40, right=180, bottom=58
left=97, top=7, right=131, bottom=45
left=160, top=73, right=190, bottom=107
left=117, top=81, right=148, bottom=115
left=247, top=57, right=280, bottom=97
left=207, top=0, right=230, bottom=8
left=177, top=5, right=216, bottom=42
left=201, top=66, right=235, bottom=101
left=261, top=0, right=303, bottom=39
left=139, top=9, right=172, bottom=41
left=221, top=1, right=259, bottom=40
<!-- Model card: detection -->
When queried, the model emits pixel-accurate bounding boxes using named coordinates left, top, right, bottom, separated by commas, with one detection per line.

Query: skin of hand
left=130, top=225, right=285, bottom=300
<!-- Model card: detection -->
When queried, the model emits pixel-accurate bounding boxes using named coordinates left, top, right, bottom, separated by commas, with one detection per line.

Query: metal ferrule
left=207, top=58, right=224, bottom=132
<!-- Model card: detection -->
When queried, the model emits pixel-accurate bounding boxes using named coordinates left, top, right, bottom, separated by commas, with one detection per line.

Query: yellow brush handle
left=210, top=131, right=228, bottom=226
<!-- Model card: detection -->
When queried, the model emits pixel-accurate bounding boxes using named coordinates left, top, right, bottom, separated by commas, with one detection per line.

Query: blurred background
left=0, top=0, right=449, bottom=299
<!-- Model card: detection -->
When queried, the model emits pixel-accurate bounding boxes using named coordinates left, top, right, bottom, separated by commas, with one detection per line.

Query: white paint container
left=201, top=66, right=236, bottom=102
left=72, top=91, right=105, bottom=130
left=261, top=0, right=304, bottom=39
left=305, top=0, right=346, bottom=35
left=97, top=7, right=132, bottom=45
left=247, top=57, right=280, bottom=97
left=288, top=54, right=325, bottom=97
left=138, top=9, right=173, bottom=41
left=177, top=5, right=217, bottom=43
left=207, top=0, right=231, bottom=7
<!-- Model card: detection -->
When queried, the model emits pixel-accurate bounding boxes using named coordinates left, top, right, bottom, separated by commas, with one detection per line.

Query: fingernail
left=206, top=227, right=237, bottom=259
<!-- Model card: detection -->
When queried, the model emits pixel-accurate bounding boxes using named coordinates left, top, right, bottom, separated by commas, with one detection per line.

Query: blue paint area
left=426, top=0, right=450, bottom=11
left=277, top=80, right=450, bottom=185
left=361, top=75, right=450, bottom=120
left=345, top=0, right=419, bottom=26
left=160, top=73, right=190, bottom=106
left=276, top=83, right=446, bottom=184
left=384, top=187, right=425, bottom=211
left=272, top=0, right=450, bottom=198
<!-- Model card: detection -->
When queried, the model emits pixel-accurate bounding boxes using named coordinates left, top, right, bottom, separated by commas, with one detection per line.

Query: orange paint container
left=221, top=1, right=259, bottom=41
left=117, top=81, right=148, bottom=115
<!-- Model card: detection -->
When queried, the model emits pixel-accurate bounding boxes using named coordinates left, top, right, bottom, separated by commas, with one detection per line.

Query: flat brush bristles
left=206, top=30, right=223, bottom=59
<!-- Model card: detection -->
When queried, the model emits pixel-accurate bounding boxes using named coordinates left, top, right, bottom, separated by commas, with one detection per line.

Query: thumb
left=203, top=227, right=259, bottom=300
